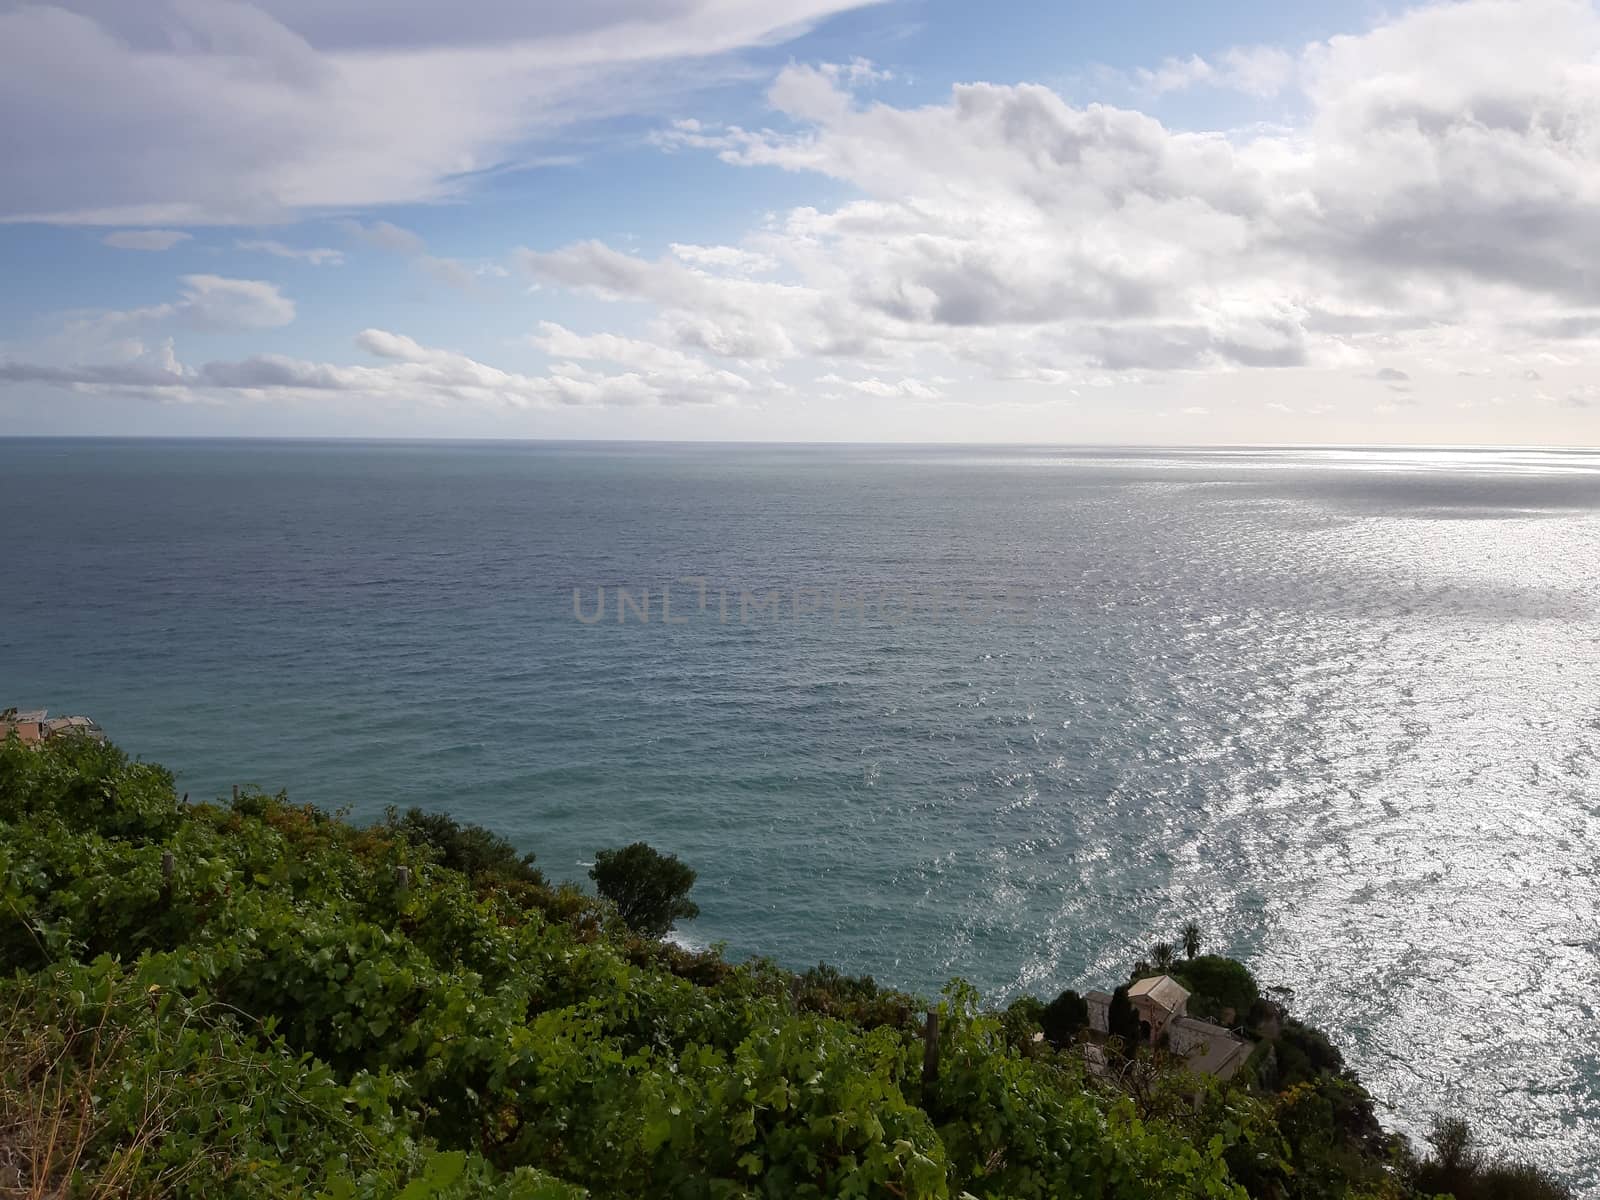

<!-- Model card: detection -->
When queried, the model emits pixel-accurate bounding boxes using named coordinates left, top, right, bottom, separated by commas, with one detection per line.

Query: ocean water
left=2, top=438, right=1597, bottom=1185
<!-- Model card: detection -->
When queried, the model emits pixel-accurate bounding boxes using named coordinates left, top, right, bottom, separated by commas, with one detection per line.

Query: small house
left=2, top=708, right=103, bottom=745
left=1128, top=974, right=1189, bottom=1041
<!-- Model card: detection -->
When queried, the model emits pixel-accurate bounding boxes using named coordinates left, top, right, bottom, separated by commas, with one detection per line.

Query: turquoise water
left=2, top=438, right=1598, bottom=1183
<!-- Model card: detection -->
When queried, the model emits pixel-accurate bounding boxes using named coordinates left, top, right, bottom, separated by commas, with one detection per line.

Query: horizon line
left=3, top=434, right=1598, bottom=454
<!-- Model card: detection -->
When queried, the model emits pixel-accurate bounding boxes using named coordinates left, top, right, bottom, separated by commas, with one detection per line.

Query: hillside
left=0, top=735, right=1567, bottom=1199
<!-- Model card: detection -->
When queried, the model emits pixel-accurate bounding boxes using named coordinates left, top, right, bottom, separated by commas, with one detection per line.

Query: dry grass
left=0, top=991, right=175, bottom=1200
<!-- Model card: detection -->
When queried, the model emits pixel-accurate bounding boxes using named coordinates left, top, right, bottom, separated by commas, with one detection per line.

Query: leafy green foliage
left=588, top=841, right=699, bottom=938
left=1181, top=920, right=1202, bottom=960
left=793, top=961, right=921, bottom=1028
left=386, top=805, right=544, bottom=886
left=1038, top=988, right=1088, bottom=1049
left=0, top=737, right=1556, bottom=1199
left=1171, top=955, right=1260, bottom=1024
left=1413, top=1116, right=1572, bottom=1199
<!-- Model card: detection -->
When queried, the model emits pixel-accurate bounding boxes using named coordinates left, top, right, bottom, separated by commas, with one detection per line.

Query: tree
left=1107, top=984, right=1143, bottom=1053
left=590, top=842, right=699, bottom=937
left=1171, top=955, right=1258, bottom=1023
left=1180, top=920, right=1201, bottom=960
left=1149, top=942, right=1177, bottom=971
left=1039, top=989, right=1089, bottom=1048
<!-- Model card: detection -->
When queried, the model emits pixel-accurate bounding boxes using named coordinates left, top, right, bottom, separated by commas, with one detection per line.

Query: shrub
left=1040, top=988, right=1089, bottom=1048
left=1413, top=1116, right=1573, bottom=1200
left=1172, top=955, right=1259, bottom=1023
left=0, top=737, right=1568, bottom=1200
left=588, top=842, right=698, bottom=938
left=387, top=806, right=543, bottom=885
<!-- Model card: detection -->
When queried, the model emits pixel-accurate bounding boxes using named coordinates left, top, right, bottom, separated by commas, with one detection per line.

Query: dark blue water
left=2, top=438, right=1598, bottom=1183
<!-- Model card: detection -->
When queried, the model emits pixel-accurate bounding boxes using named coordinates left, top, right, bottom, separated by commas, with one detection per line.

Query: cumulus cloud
left=65, top=275, right=297, bottom=342
left=102, top=229, right=191, bottom=251
left=669, top=243, right=779, bottom=275
left=818, top=373, right=942, bottom=399
left=0, top=0, right=883, bottom=225
left=1134, top=45, right=1296, bottom=98
left=514, top=0, right=1600, bottom=394
left=0, top=327, right=755, bottom=409
left=176, top=274, right=296, bottom=330
left=14, top=0, right=1600, bottom=433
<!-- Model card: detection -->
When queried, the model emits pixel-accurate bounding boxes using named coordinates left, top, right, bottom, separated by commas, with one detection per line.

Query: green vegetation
left=385, top=806, right=544, bottom=886
left=588, top=841, right=699, bottom=938
left=1176, top=955, right=1260, bottom=1024
left=1182, top=920, right=1203, bottom=960
left=1414, top=1119, right=1572, bottom=1200
left=1038, top=989, right=1088, bottom=1050
left=0, top=735, right=1574, bottom=1199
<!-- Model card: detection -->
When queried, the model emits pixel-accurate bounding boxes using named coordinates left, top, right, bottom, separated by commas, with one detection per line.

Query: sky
left=3, top=0, right=1600, bottom=445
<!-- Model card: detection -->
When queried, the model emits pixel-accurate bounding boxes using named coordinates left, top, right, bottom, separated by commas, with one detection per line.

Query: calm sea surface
left=2, top=439, right=1597, bottom=1185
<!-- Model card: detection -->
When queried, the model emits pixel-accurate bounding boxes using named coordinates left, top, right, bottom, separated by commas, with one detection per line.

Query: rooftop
left=1168, top=1016, right=1255, bottom=1081
left=1127, top=974, right=1190, bottom=1014
left=2, top=708, right=104, bottom=744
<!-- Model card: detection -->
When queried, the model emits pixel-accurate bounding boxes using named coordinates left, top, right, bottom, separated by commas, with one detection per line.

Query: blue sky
left=3, top=0, right=1600, bottom=443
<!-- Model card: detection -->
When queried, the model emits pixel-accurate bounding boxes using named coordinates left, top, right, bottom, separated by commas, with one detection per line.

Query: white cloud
left=0, top=327, right=755, bottom=410
left=0, top=0, right=884, bottom=225
left=818, top=373, right=942, bottom=399
left=518, top=0, right=1600, bottom=400
left=102, top=229, right=191, bottom=251
left=1135, top=45, right=1296, bottom=98
left=235, top=239, right=345, bottom=265
left=669, top=243, right=779, bottom=275
left=176, top=275, right=296, bottom=330
left=60, top=275, right=296, bottom=345
left=12, top=0, right=1600, bottom=440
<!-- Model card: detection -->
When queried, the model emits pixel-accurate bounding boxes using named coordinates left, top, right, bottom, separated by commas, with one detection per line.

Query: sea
left=1, top=438, right=1597, bottom=1186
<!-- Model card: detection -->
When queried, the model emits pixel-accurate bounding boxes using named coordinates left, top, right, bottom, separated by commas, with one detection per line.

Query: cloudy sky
left=4, top=0, right=1600, bottom=444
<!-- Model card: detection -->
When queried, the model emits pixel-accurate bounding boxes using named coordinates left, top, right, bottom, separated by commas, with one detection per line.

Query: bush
left=588, top=841, right=699, bottom=938
left=1171, top=955, right=1259, bottom=1023
left=387, top=806, right=543, bottom=885
left=793, top=962, right=920, bottom=1028
left=1040, top=988, right=1089, bottom=1048
left=0, top=737, right=1567, bottom=1200
left=1413, top=1116, right=1573, bottom=1200
left=1002, top=994, right=1047, bottom=1048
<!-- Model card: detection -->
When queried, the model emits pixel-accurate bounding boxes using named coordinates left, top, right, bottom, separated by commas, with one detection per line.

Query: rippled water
left=2, top=439, right=1597, bottom=1185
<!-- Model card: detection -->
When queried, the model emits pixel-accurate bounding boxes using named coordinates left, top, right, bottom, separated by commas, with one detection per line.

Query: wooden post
left=160, top=850, right=174, bottom=905
left=232, top=784, right=239, bottom=805
left=395, top=865, right=411, bottom=892
left=922, top=1009, right=940, bottom=1093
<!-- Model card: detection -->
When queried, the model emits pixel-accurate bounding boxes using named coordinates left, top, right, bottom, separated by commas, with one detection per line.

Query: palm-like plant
left=1181, top=920, right=1201, bottom=960
left=1149, top=941, right=1177, bottom=970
